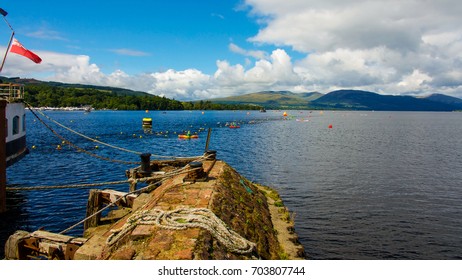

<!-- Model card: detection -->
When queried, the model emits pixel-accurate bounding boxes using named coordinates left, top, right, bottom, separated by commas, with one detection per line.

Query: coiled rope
left=106, top=207, right=256, bottom=255
left=58, top=166, right=203, bottom=234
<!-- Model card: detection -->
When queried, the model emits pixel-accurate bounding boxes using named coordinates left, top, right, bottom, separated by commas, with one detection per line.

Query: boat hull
left=5, top=102, right=28, bottom=167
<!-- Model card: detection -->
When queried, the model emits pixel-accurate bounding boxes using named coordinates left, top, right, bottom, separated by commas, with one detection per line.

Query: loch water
left=2, top=110, right=462, bottom=259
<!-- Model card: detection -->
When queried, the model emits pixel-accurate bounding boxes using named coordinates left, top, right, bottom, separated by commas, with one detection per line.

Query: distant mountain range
left=209, top=90, right=462, bottom=111
left=3, top=76, right=461, bottom=111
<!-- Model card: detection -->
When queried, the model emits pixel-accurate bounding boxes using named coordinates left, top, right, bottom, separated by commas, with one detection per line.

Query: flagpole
left=0, top=30, right=14, bottom=73
left=0, top=8, right=14, bottom=73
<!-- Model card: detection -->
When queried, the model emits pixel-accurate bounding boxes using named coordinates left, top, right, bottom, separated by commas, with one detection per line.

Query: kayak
left=229, top=125, right=240, bottom=129
left=178, top=134, right=199, bottom=139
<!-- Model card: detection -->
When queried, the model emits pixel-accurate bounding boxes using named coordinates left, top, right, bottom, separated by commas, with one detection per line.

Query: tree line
left=21, top=83, right=262, bottom=111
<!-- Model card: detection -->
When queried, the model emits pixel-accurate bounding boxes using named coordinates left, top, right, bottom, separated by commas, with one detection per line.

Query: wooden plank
left=30, top=230, right=74, bottom=243
left=84, top=189, right=101, bottom=230
left=99, top=189, right=137, bottom=208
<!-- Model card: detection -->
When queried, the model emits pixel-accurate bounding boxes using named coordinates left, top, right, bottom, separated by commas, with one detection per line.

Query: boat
left=1, top=9, right=30, bottom=168
left=178, top=133, right=198, bottom=139
left=1, top=83, right=28, bottom=167
left=228, top=122, right=240, bottom=129
left=83, top=105, right=92, bottom=113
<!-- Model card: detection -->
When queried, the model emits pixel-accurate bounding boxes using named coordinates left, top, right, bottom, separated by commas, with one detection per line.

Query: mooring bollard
left=140, top=153, right=152, bottom=174
left=204, top=150, right=217, bottom=160
left=184, top=161, right=208, bottom=182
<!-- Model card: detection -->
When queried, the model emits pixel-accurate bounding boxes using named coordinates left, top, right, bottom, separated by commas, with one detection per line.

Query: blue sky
left=2, top=0, right=462, bottom=100
left=3, top=1, right=263, bottom=74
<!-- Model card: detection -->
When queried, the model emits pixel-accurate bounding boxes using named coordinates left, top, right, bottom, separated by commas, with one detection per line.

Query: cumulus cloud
left=2, top=45, right=307, bottom=100
left=244, top=0, right=462, bottom=96
left=4, top=0, right=462, bottom=99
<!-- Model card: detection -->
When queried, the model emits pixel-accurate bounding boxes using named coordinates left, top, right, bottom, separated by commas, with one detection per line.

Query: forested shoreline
left=8, top=81, right=261, bottom=111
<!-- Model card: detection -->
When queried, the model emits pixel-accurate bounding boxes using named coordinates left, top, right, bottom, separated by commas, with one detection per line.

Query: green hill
left=0, top=76, right=182, bottom=110
left=206, top=89, right=462, bottom=111
left=0, top=76, right=263, bottom=111
left=210, top=91, right=323, bottom=109
left=4, top=76, right=461, bottom=111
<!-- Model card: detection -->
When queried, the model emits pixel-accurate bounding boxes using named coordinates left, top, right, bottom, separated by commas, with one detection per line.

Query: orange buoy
left=283, top=111, right=288, bottom=117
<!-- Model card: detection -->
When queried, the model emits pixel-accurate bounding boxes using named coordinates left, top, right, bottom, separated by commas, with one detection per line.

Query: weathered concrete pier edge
left=5, top=152, right=305, bottom=260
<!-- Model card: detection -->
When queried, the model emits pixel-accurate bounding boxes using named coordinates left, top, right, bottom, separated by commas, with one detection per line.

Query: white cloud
left=109, top=48, right=150, bottom=57
left=211, top=13, right=225, bottom=20
left=148, top=69, right=212, bottom=100
left=4, top=0, right=462, bottom=99
left=228, top=43, right=267, bottom=60
left=242, top=0, right=462, bottom=97
left=397, top=69, right=433, bottom=93
left=25, top=24, right=68, bottom=41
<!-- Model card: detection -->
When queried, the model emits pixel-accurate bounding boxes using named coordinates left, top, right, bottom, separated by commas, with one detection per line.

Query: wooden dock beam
left=84, top=189, right=102, bottom=230
left=84, top=189, right=137, bottom=230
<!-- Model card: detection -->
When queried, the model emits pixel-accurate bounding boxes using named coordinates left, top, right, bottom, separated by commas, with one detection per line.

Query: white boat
left=1, top=83, right=28, bottom=167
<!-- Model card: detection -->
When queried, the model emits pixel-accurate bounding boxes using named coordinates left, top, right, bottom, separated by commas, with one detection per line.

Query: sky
left=1, top=0, right=462, bottom=100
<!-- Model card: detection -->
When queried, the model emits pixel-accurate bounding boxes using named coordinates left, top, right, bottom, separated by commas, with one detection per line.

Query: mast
left=0, top=7, right=14, bottom=73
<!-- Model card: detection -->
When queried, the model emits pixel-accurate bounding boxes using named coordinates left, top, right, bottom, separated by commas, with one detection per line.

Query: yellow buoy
left=142, top=117, right=152, bottom=129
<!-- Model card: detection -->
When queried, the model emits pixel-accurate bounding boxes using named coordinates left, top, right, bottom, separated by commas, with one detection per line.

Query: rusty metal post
left=0, top=100, right=6, bottom=213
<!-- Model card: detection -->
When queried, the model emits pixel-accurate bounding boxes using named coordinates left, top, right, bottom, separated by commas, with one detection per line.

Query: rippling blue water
left=2, top=110, right=462, bottom=259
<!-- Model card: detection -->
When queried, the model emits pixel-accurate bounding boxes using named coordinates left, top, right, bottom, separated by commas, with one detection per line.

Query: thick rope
left=26, top=103, right=141, bottom=165
left=5, top=180, right=131, bottom=191
left=34, top=107, right=142, bottom=155
left=28, top=103, right=205, bottom=160
left=57, top=166, right=202, bottom=234
left=106, top=207, right=256, bottom=254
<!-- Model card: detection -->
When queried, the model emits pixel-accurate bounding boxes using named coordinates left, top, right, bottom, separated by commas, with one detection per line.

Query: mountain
left=210, top=91, right=323, bottom=109
left=422, top=93, right=462, bottom=106
left=312, top=90, right=462, bottom=111
left=4, top=75, right=462, bottom=111
left=207, top=89, right=462, bottom=111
